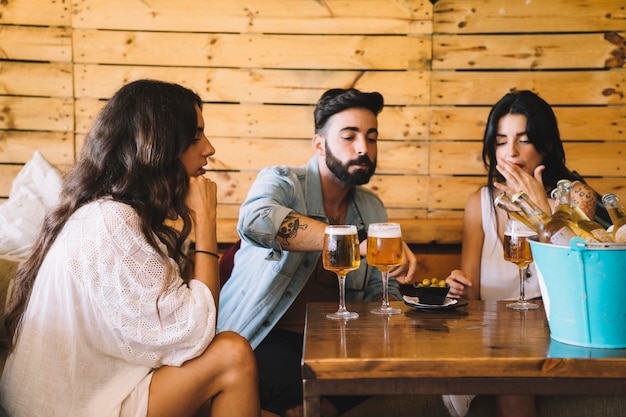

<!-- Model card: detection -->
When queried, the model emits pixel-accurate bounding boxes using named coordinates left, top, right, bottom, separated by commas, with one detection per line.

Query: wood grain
left=0, top=62, right=73, bottom=97
left=303, top=300, right=626, bottom=380
left=302, top=300, right=626, bottom=417
left=71, top=0, right=433, bottom=34
left=433, top=0, right=626, bottom=34
left=72, top=66, right=431, bottom=105
left=0, top=0, right=70, bottom=26
left=73, top=30, right=431, bottom=70
left=0, top=97, right=74, bottom=132
left=0, top=26, right=72, bottom=62
left=432, top=70, right=626, bottom=105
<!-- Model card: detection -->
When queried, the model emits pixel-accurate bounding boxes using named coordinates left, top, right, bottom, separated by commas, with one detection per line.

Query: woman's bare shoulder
left=464, top=187, right=484, bottom=213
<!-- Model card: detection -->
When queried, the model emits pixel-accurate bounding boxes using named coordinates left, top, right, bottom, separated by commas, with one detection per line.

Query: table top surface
left=302, top=300, right=626, bottom=380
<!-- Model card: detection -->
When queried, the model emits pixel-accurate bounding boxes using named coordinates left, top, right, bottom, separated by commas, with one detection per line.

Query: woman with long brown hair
left=0, top=79, right=260, bottom=417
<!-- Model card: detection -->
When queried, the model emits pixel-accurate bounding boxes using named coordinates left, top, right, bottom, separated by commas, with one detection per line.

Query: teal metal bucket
left=529, top=237, right=626, bottom=348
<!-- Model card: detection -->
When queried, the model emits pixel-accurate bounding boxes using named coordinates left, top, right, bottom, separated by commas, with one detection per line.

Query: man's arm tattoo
left=277, top=213, right=308, bottom=246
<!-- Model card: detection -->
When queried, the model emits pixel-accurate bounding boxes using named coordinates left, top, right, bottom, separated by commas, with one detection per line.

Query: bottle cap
left=602, top=193, right=617, bottom=204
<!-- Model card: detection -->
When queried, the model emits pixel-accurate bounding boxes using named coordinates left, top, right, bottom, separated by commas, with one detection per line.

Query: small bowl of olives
left=411, top=278, right=450, bottom=305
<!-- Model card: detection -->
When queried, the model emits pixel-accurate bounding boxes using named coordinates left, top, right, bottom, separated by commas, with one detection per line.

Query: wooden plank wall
left=1, top=0, right=625, bottom=252
left=431, top=0, right=626, bottom=220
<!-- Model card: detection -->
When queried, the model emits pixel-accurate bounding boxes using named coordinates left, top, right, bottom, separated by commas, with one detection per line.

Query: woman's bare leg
left=147, top=331, right=260, bottom=417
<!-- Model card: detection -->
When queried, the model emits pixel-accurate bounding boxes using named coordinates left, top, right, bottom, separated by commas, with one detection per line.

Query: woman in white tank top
left=441, top=90, right=606, bottom=417
left=478, top=186, right=541, bottom=301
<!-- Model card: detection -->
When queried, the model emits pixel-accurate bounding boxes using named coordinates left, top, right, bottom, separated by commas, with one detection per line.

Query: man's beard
left=325, top=141, right=376, bottom=186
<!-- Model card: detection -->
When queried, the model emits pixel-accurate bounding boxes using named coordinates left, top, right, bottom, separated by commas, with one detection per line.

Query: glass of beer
left=323, top=225, right=360, bottom=320
left=367, top=223, right=403, bottom=315
left=503, top=218, right=539, bottom=310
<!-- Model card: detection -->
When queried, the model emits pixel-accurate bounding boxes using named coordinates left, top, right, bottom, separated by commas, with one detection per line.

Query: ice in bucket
left=529, top=237, right=626, bottom=348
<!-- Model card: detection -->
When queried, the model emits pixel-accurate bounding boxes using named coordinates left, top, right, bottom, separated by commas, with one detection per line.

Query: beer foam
left=505, top=221, right=536, bottom=237
left=368, top=223, right=402, bottom=238
left=325, top=225, right=357, bottom=235
left=505, top=229, right=537, bottom=237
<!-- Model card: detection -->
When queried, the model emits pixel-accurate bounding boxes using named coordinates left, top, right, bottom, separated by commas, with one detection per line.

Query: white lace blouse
left=0, top=199, right=216, bottom=417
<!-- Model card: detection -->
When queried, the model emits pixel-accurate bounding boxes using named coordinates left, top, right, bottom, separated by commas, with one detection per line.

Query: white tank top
left=479, top=187, right=542, bottom=301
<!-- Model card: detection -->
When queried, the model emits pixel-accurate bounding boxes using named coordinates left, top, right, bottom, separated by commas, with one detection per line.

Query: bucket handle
left=569, top=237, right=592, bottom=344
left=569, top=237, right=588, bottom=252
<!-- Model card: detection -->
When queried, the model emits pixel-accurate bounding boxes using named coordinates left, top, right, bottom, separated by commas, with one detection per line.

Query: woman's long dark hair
left=4, top=79, right=203, bottom=349
left=482, top=90, right=609, bottom=225
left=483, top=90, right=582, bottom=193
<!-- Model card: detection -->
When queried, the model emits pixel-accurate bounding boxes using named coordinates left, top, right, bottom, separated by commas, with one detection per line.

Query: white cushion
left=0, top=151, right=62, bottom=259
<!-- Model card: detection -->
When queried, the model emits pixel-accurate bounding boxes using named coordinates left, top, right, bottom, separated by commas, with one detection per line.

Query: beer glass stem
left=518, top=266, right=527, bottom=302
left=381, top=270, right=391, bottom=309
left=337, top=273, right=348, bottom=313
left=506, top=265, right=538, bottom=310
left=327, top=272, right=358, bottom=320
left=370, top=270, right=401, bottom=315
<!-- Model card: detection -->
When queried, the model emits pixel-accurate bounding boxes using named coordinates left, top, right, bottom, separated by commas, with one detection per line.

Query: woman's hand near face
left=186, top=175, right=220, bottom=299
left=494, top=160, right=552, bottom=214
left=186, top=176, right=218, bottom=250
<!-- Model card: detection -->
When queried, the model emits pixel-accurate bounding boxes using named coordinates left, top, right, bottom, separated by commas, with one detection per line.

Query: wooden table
left=302, top=300, right=626, bottom=417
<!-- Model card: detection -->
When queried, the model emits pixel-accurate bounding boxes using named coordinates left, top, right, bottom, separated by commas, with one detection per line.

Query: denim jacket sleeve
left=236, top=166, right=305, bottom=260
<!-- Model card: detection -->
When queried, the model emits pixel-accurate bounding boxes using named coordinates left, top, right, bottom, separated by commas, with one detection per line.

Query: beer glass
left=322, top=225, right=360, bottom=320
left=367, top=223, right=403, bottom=315
left=503, top=218, right=539, bottom=310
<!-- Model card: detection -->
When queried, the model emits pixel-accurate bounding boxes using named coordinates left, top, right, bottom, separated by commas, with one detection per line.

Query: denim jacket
left=217, top=156, right=401, bottom=348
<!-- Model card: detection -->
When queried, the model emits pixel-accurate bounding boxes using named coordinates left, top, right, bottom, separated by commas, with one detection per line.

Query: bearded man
left=218, top=88, right=417, bottom=417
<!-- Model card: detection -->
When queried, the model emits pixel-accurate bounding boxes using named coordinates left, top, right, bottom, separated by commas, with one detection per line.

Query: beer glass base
left=506, top=300, right=539, bottom=310
left=370, top=306, right=402, bottom=315
left=326, top=311, right=359, bottom=320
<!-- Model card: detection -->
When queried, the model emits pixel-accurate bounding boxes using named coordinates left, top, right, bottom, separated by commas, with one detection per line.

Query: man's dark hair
left=314, top=88, right=384, bottom=133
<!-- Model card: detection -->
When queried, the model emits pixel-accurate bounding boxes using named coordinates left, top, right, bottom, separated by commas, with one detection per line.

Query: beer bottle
left=550, top=180, right=599, bottom=243
left=601, top=193, right=626, bottom=243
left=552, top=180, right=575, bottom=222
left=494, top=193, right=538, bottom=232
left=511, top=191, right=578, bottom=245
left=570, top=206, right=614, bottom=243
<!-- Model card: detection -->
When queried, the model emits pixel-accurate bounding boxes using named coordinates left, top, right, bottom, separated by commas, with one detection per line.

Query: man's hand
left=388, top=241, right=417, bottom=284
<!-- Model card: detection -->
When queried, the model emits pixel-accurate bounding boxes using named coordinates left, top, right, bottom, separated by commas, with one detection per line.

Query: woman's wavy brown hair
left=4, top=79, right=203, bottom=350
